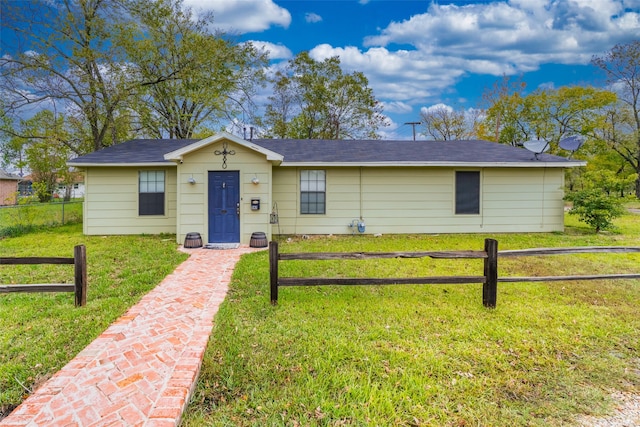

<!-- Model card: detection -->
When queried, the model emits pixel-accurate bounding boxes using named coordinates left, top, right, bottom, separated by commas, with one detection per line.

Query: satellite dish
left=523, top=139, right=549, bottom=160
left=559, top=135, right=585, bottom=153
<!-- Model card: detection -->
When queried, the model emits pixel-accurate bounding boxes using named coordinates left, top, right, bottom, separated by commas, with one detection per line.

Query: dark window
left=300, top=170, right=325, bottom=214
left=139, top=171, right=165, bottom=215
left=455, top=171, right=480, bottom=214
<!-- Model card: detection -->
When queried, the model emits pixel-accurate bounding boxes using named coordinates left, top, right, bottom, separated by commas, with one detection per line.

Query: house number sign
left=214, top=141, right=235, bottom=169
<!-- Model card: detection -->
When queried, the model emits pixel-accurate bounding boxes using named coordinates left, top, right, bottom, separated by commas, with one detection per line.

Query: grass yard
left=0, top=200, right=83, bottom=238
left=0, top=224, right=188, bottom=418
left=183, top=214, right=640, bottom=426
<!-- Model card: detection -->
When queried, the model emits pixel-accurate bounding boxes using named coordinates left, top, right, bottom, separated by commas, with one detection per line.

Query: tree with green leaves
left=0, top=0, right=139, bottom=153
left=592, top=40, right=640, bottom=198
left=7, top=110, right=79, bottom=202
left=478, top=75, right=527, bottom=145
left=565, top=176, right=628, bottom=233
left=124, top=0, right=268, bottom=139
left=263, top=52, right=387, bottom=139
left=480, top=86, right=616, bottom=151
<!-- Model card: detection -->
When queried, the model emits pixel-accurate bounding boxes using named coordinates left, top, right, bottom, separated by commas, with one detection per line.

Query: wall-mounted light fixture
left=251, top=174, right=260, bottom=185
left=188, top=175, right=196, bottom=184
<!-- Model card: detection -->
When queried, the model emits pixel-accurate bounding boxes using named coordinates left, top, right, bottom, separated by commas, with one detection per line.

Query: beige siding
left=271, top=167, right=565, bottom=235
left=83, top=167, right=178, bottom=235
left=0, top=180, right=18, bottom=205
left=175, top=141, right=273, bottom=245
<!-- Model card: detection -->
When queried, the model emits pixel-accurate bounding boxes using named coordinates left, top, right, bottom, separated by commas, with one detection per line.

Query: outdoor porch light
left=251, top=174, right=260, bottom=185
left=188, top=175, right=196, bottom=184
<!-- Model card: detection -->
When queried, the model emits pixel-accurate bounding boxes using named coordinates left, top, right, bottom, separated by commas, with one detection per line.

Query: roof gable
left=163, top=132, right=283, bottom=162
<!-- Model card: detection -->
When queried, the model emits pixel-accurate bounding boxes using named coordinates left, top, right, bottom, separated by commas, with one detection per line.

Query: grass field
left=182, top=213, right=640, bottom=426
left=0, top=224, right=188, bottom=418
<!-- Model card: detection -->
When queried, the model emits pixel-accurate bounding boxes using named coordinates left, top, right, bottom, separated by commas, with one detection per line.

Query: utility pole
left=405, top=122, right=420, bottom=141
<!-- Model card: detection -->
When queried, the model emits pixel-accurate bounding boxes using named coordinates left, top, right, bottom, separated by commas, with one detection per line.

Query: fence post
left=269, top=241, right=279, bottom=305
left=74, top=245, right=87, bottom=307
left=483, top=238, right=498, bottom=308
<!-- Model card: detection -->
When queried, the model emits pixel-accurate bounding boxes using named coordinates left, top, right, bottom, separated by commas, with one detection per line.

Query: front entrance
left=208, top=171, right=240, bottom=243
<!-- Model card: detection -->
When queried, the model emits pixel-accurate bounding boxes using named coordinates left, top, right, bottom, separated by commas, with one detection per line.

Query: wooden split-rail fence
left=0, top=245, right=87, bottom=307
left=269, top=239, right=640, bottom=307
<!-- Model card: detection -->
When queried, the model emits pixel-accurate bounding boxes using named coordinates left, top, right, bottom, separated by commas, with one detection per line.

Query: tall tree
left=0, top=0, right=137, bottom=153
left=478, top=75, right=527, bottom=144
left=125, top=0, right=268, bottom=139
left=480, top=86, right=616, bottom=152
left=592, top=40, right=640, bottom=198
left=264, top=52, right=388, bottom=139
left=419, top=104, right=480, bottom=140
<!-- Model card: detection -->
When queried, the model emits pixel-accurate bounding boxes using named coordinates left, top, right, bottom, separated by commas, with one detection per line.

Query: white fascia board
left=279, top=161, right=587, bottom=168
left=67, top=162, right=176, bottom=167
left=164, top=131, right=284, bottom=162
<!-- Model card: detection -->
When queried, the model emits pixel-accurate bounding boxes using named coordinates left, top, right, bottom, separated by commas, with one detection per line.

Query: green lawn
left=0, top=224, right=188, bottom=418
left=183, top=214, right=640, bottom=426
left=0, top=200, right=83, bottom=238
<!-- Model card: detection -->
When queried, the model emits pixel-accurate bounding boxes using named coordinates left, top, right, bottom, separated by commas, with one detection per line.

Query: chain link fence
left=0, top=200, right=83, bottom=238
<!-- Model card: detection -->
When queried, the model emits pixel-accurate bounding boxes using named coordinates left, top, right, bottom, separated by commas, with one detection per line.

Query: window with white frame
left=455, top=171, right=480, bottom=214
left=300, top=170, right=326, bottom=214
left=139, top=171, right=165, bottom=215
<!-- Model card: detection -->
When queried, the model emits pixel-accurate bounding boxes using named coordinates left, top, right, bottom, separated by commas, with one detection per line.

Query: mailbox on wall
left=251, top=198, right=260, bottom=210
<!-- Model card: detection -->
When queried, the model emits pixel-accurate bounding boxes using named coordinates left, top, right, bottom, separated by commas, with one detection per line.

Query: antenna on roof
left=523, top=139, right=550, bottom=160
left=559, top=135, right=585, bottom=159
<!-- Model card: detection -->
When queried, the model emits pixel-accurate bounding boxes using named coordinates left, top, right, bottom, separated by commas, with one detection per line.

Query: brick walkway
left=1, top=246, right=259, bottom=427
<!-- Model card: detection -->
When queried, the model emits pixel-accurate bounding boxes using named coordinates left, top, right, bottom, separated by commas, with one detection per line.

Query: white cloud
left=246, top=41, right=293, bottom=60
left=308, top=44, right=466, bottom=103
left=381, top=101, right=413, bottom=114
left=300, top=0, right=640, bottom=112
left=184, top=0, right=291, bottom=33
left=420, top=103, right=454, bottom=115
left=305, top=13, right=322, bottom=23
left=364, top=1, right=640, bottom=74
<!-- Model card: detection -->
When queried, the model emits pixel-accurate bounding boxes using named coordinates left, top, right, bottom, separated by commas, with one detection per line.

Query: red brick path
left=1, top=247, right=259, bottom=427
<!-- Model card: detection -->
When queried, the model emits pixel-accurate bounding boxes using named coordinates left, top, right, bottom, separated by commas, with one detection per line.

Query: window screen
left=300, top=170, right=326, bottom=214
left=139, top=171, right=165, bottom=215
left=455, top=171, right=480, bottom=215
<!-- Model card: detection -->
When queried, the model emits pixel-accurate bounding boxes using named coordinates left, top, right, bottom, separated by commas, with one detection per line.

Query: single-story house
left=0, top=169, right=21, bottom=206
left=68, top=132, right=585, bottom=245
left=54, top=175, right=86, bottom=199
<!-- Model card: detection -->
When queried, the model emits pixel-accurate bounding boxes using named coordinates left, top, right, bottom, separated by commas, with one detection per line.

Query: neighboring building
left=0, top=170, right=21, bottom=206
left=68, top=132, right=585, bottom=245
left=54, top=176, right=86, bottom=199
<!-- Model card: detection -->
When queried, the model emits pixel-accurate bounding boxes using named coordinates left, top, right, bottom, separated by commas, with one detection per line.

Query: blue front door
left=208, top=171, right=240, bottom=243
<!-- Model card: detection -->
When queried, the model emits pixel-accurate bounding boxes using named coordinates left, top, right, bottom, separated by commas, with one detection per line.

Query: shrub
left=564, top=189, right=626, bottom=232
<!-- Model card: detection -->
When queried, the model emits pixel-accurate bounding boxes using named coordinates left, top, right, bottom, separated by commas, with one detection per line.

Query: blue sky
left=2, top=1, right=640, bottom=140
left=185, top=0, right=640, bottom=139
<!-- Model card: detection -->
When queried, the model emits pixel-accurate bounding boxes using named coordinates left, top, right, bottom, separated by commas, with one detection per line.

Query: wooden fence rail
left=0, top=245, right=87, bottom=307
left=269, top=240, right=640, bottom=307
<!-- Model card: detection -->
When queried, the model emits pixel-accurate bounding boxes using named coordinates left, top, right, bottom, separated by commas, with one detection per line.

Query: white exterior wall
left=83, top=167, right=178, bottom=235
left=175, top=141, right=273, bottom=245
left=271, top=167, right=565, bottom=236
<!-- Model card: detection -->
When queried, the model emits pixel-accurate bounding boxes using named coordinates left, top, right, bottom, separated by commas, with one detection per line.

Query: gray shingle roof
left=69, top=139, right=197, bottom=165
left=250, top=139, right=575, bottom=164
left=0, top=169, right=21, bottom=180
left=68, top=137, right=581, bottom=166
